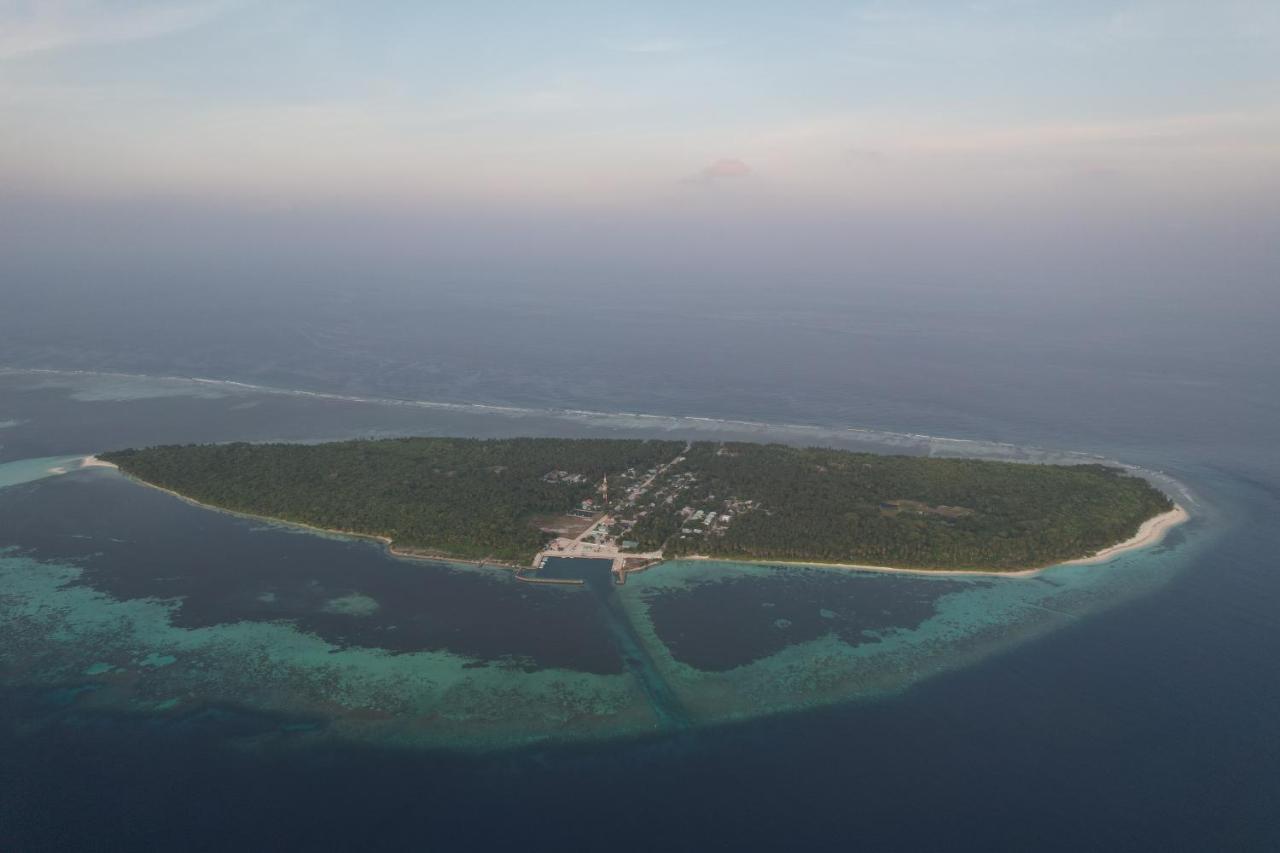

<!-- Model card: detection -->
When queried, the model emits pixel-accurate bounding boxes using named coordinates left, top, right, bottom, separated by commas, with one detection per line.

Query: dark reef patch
left=643, top=566, right=979, bottom=671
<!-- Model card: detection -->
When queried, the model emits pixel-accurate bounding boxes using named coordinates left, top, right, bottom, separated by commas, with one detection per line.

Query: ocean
left=1, top=277, right=1278, bottom=851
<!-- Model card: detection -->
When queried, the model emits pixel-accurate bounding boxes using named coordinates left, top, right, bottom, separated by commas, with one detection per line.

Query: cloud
left=680, top=158, right=752, bottom=188
left=702, top=158, right=751, bottom=178
left=844, top=146, right=886, bottom=165
left=0, top=0, right=233, bottom=59
left=1075, top=165, right=1122, bottom=182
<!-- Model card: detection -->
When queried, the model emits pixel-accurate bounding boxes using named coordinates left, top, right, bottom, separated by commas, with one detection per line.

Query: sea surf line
left=0, top=366, right=1200, bottom=507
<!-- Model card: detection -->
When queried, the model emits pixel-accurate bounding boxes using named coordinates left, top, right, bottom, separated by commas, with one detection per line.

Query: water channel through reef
left=538, top=557, right=690, bottom=731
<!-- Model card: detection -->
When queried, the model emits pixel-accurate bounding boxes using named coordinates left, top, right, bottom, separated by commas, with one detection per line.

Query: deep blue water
left=1, top=278, right=1278, bottom=851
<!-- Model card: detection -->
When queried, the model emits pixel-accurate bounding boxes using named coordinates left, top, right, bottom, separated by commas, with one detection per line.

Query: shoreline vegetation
left=90, top=435, right=1183, bottom=577
left=676, top=504, right=1188, bottom=578
left=82, top=456, right=525, bottom=571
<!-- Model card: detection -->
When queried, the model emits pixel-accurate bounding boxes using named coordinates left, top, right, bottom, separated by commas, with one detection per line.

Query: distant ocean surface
left=2, top=280, right=1278, bottom=851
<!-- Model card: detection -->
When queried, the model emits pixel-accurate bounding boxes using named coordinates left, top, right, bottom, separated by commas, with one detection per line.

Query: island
left=97, top=437, right=1182, bottom=580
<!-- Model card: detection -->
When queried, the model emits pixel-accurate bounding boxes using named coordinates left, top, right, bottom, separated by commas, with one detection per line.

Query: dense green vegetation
left=658, top=443, right=1173, bottom=570
left=102, top=437, right=1173, bottom=571
left=101, top=438, right=682, bottom=562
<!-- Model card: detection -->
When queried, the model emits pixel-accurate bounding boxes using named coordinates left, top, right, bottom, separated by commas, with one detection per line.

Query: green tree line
left=662, top=443, right=1173, bottom=570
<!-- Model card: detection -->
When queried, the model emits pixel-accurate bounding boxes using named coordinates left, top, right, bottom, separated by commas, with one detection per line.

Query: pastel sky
left=1, top=0, right=1277, bottom=221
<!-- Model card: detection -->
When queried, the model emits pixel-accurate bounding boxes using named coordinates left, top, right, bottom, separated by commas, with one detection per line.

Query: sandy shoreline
left=88, top=455, right=1188, bottom=580
left=1061, top=503, right=1190, bottom=566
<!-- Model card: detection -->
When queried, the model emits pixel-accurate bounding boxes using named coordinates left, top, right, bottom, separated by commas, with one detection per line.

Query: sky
left=2, top=0, right=1277, bottom=210
left=1, top=0, right=1277, bottom=438
left=1, top=0, right=1278, bottom=320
